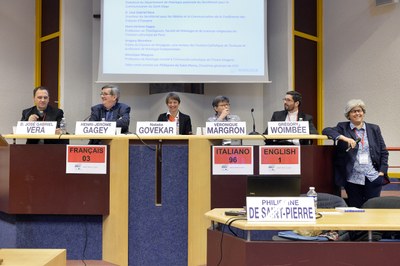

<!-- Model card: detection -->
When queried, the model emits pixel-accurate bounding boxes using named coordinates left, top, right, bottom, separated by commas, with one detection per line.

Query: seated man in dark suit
left=89, top=84, right=131, bottom=144
left=263, top=91, right=318, bottom=145
left=21, top=86, right=68, bottom=144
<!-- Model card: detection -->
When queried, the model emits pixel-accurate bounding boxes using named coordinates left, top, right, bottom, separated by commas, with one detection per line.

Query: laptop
left=246, top=175, right=301, bottom=197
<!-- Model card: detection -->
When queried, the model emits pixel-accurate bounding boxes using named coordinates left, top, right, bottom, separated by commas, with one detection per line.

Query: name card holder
left=16, top=121, right=57, bottom=135
left=75, top=121, right=116, bottom=135
left=205, top=121, right=246, bottom=135
left=136, top=121, right=177, bottom=135
left=246, top=196, right=316, bottom=222
left=267, top=121, right=310, bottom=135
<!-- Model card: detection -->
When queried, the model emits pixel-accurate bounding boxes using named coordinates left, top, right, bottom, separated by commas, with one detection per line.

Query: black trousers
left=344, top=176, right=383, bottom=208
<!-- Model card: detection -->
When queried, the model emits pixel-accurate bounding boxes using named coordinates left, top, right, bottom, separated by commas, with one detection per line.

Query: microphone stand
left=249, top=108, right=260, bottom=135
left=83, top=114, right=92, bottom=121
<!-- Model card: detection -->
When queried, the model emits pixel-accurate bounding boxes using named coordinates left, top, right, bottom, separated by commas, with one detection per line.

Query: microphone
left=83, top=114, right=91, bottom=121
left=248, top=108, right=260, bottom=135
left=346, top=138, right=361, bottom=152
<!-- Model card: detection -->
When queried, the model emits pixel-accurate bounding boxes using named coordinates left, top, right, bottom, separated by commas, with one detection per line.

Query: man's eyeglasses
left=100, top=92, right=112, bottom=96
left=218, top=103, right=230, bottom=107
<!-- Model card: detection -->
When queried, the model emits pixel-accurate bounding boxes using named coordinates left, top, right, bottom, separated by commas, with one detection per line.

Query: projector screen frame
left=98, top=0, right=270, bottom=84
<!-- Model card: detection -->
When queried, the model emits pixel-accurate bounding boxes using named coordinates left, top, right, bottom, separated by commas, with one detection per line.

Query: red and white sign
left=212, top=146, right=253, bottom=175
left=66, top=145, right=107, bottom=174
left=259, top=146, right=301, bottom=174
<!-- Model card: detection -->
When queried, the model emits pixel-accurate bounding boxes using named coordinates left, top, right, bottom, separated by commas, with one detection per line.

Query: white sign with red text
left=259, top=146, right=301, bottom=174
left=66, top=145, right=107, bottom=174
left=212, top=146, right=253, bottom=175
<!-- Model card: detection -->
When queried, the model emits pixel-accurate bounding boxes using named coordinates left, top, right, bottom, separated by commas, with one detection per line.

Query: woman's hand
left=218, top=107, right=230, bottom=121
left=339, top=135, right=358, bottom=149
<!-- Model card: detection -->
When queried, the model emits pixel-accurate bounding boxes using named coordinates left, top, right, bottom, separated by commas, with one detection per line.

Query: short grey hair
left=344, top=99, right=366, bottom=119
left=212, top=95, right=230, bottom=107
left=102, top=84, right=120, bottom=101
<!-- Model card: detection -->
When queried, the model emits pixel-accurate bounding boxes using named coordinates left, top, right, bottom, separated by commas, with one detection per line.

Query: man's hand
left=28, top=114, right=39, bottom=121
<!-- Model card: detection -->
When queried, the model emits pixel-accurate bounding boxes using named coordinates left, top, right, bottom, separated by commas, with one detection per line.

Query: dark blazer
left=157, top=111, right=192, bottom=135
left=21, top=105, right=68, bottom=144
left=263, top=110, right=318, bottom=145
left=90, top=102, right=131, bottom=133
left=322, top=121, right=389, bottom=187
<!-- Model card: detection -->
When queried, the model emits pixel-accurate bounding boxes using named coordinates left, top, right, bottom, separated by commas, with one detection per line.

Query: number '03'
left=82, top=155, right=91, bottom=161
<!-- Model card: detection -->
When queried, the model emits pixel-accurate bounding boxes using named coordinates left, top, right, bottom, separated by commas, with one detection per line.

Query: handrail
left=387, top=147, right=400, bottom=179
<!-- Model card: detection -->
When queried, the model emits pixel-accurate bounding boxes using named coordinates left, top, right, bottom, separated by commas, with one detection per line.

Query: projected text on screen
left=100, top=0, right=268, bottom=83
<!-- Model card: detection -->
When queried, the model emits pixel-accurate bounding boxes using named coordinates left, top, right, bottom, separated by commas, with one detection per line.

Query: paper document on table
left=319, top=211, right=342, bottom=215
left=335, top=207, right=365, bottom=213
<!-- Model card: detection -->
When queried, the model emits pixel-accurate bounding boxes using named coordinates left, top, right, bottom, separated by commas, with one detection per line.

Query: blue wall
left=0, top=213, right=102, bottom=259
left=129, top=143, right=188, bottom=266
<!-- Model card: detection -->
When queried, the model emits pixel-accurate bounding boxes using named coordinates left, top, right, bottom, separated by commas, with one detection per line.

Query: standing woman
left=157, top=92, right=192, bottom=135
left=322, top=99, right=389, bottom=207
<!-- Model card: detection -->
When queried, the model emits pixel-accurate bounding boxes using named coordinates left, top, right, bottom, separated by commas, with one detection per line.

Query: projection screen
left=98, top=0, right=269, bottom=83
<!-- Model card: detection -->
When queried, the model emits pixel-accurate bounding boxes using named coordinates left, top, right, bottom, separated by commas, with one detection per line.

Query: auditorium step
left=67, top=260, right=118, bottom=266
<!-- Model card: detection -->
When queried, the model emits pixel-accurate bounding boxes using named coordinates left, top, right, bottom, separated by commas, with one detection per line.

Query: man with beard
left=263, top=91, right=317, bottom=145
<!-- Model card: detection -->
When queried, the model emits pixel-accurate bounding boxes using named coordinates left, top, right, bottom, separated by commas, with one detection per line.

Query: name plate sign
left=259, top=146, right=301, bottom=174
left=16, top=121, right=56, bottom=134
left=246, top=197, right=315, bottom=222
left=205, top=121, right=246, bottom=135
left=136, top=121, right=176, bottom=135
left=212, top=146, right=253, bottom=175
left=75, top=121, right=116, bottom=135
left=267, top=121, right=310, bottom=135
left=66, top=145, right=107, bottom=174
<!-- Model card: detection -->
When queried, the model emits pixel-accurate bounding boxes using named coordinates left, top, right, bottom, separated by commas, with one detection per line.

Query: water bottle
left=176, top=119, right=180, bottom=135
left=307, top=187, right=318, bottom=211
left=60, top=117, right=67, bottom=134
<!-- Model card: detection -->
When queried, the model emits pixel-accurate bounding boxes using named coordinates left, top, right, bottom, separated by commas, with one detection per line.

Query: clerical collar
left=36, top=106, right=48, bottom=112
